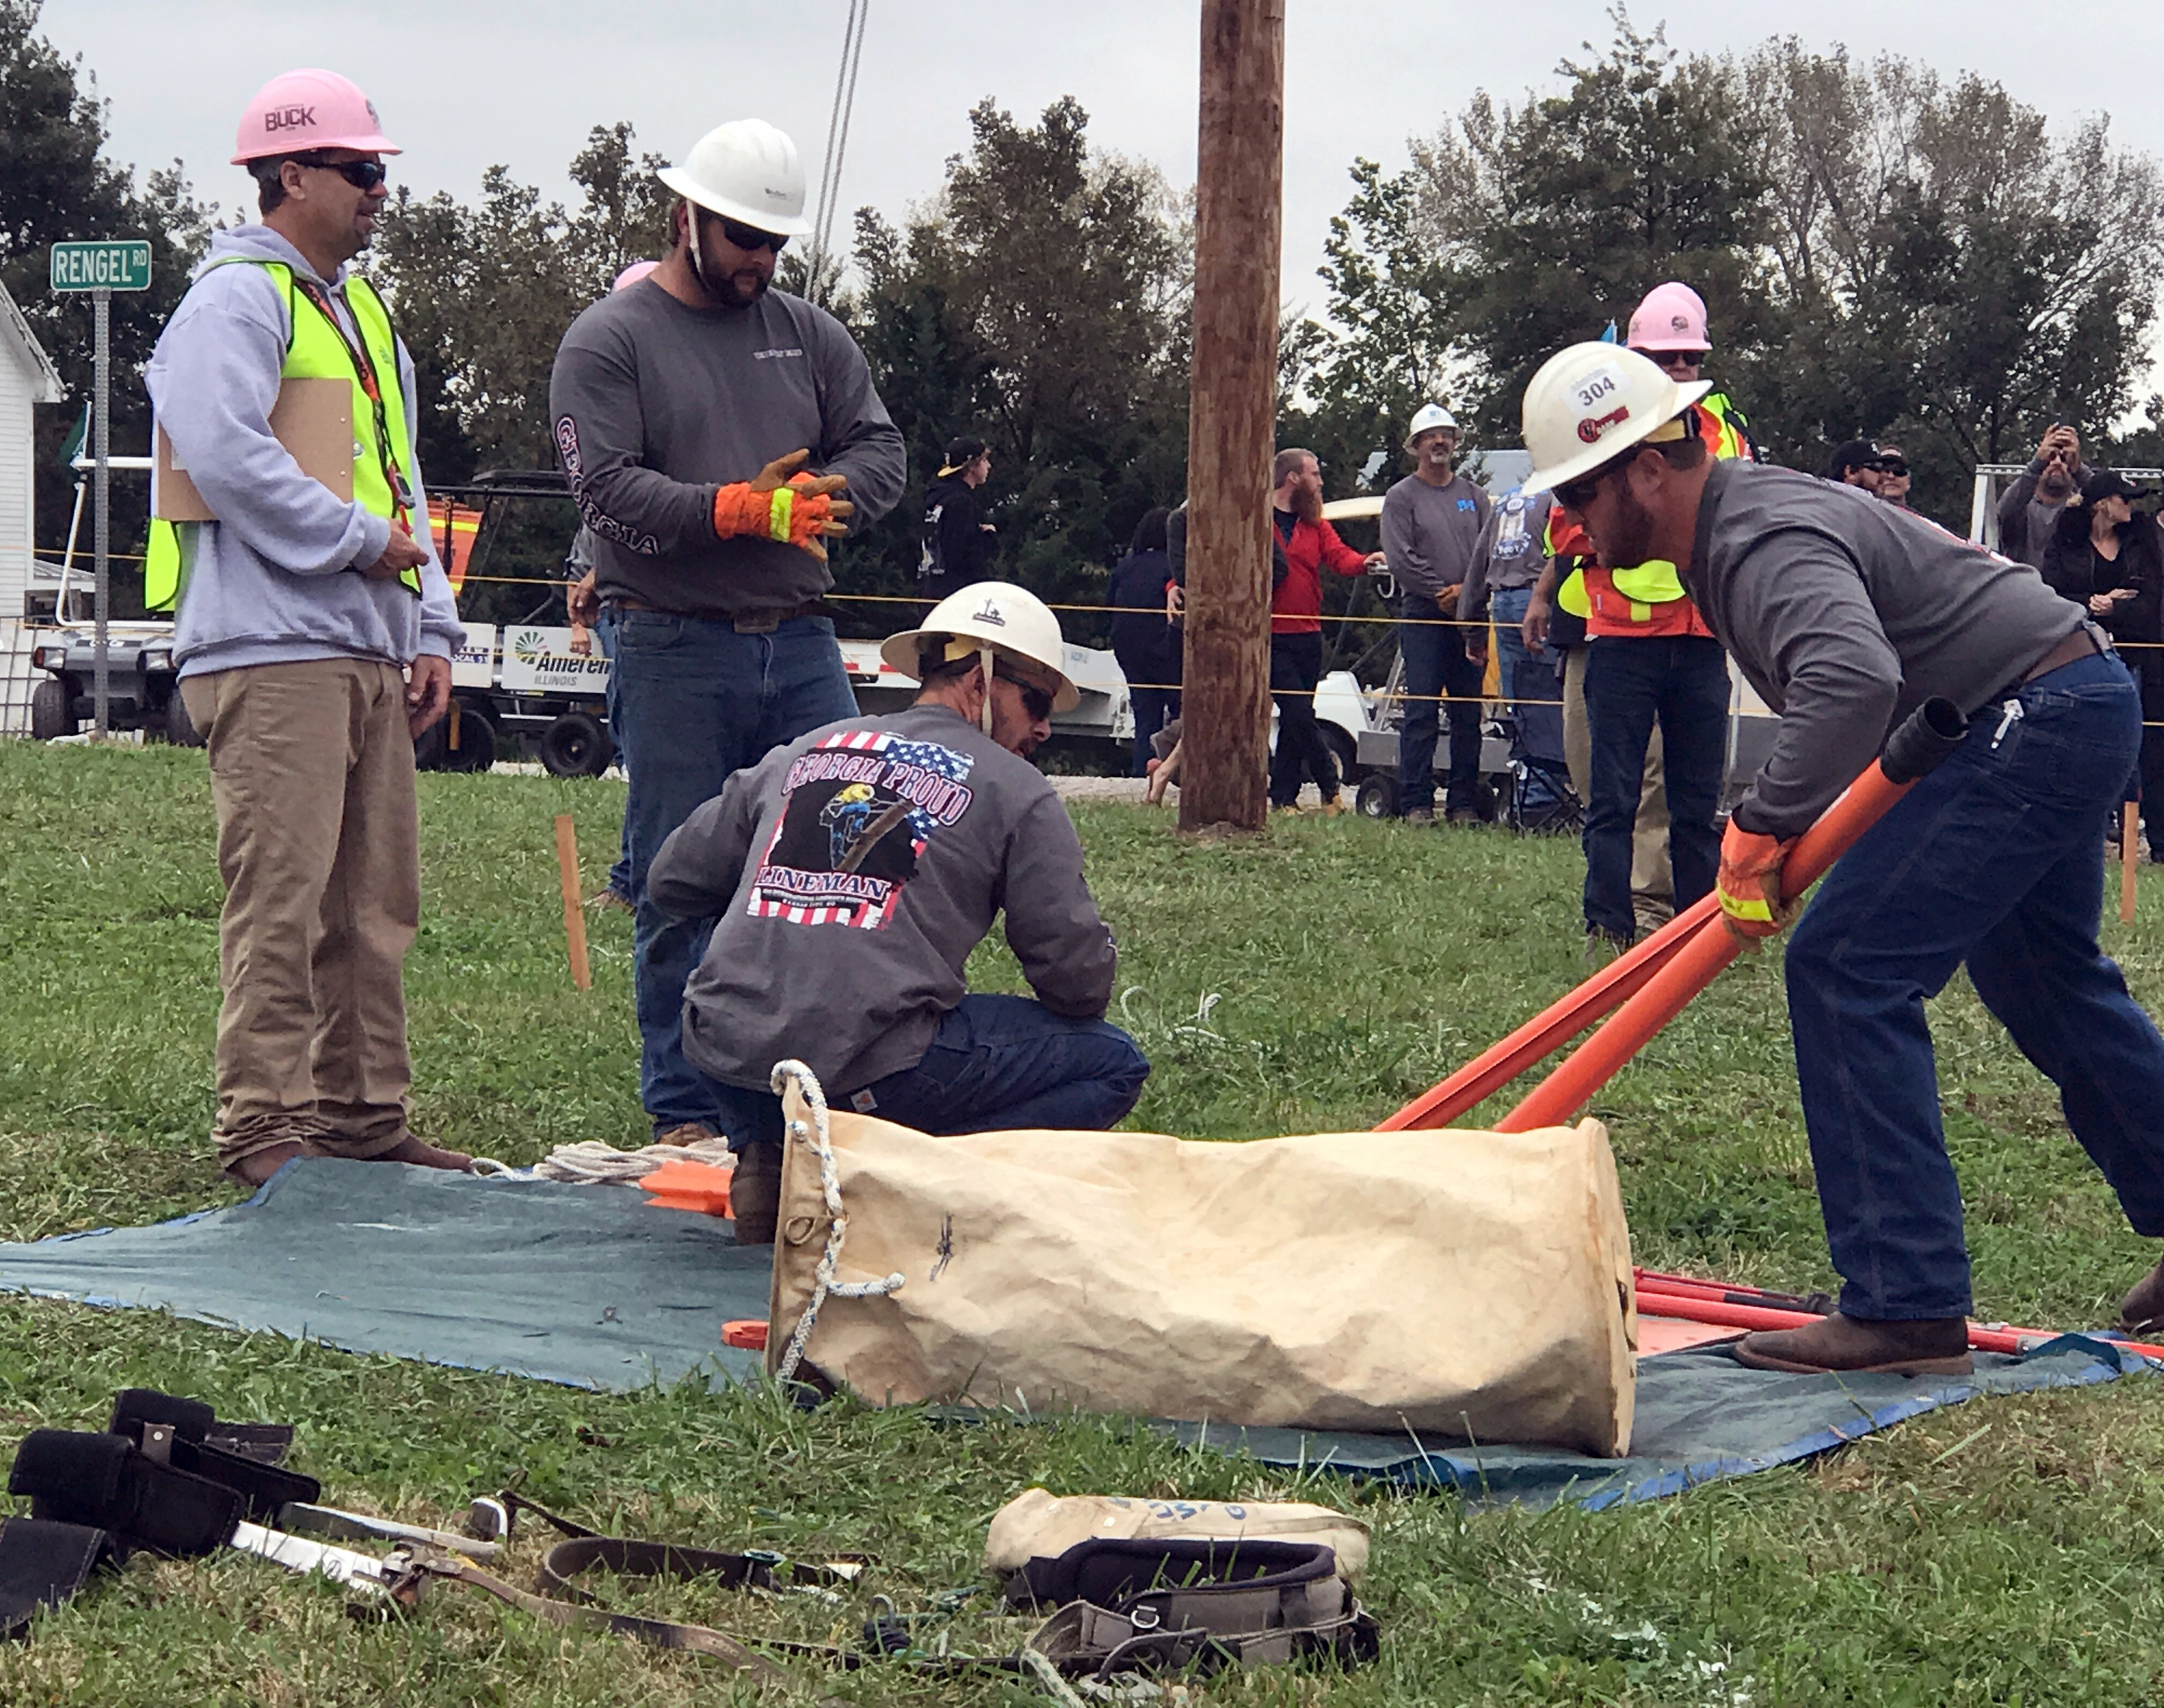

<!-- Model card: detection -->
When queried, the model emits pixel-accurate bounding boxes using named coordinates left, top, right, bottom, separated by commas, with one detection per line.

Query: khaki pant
left=1562, top=645, right=1675, bottom=933
left=181, top=659, right=421, bottom=1169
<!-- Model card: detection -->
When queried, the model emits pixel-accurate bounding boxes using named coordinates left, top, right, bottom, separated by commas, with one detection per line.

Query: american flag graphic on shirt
left=745, top=728, right=977, bottom=930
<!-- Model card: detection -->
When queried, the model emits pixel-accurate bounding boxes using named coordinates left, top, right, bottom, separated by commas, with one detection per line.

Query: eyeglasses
left=292, top=154, right=388, bottom=191
left=1648, top=350, right=1702, bottom=370
left=715, top=213, right=788, bottom=254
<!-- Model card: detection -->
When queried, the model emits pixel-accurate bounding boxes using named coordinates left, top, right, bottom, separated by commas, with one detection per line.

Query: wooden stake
left=555, top=813, right=592, bottom=991
left=1178, top=0, right=1284, bottom=835
left=2122, top=800, right=2138, bottom=925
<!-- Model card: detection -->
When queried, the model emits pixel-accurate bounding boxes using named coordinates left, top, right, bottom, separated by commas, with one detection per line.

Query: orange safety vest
left=1580, top=394, right=1754, bottom=638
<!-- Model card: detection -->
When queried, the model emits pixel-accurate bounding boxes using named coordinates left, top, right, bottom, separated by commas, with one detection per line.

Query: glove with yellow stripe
left=711, top=449, right=854, bottom=560
left=1717, top=820, right=1798, bottom=945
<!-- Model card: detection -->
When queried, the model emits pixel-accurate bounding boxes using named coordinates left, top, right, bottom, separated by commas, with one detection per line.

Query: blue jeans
left=594, top=607, right=631, bottom=900
left=612, top=611, right=859, bottom=1134
left=1129, top=687, right=1179, bottom=777
left=1787, top=650, right=2164, bottom=1320
left=1582, top=635, right=1727, bottom=938
left=1396, top=604, right=1482, bottom=815
left=1490, top=588, right=1567, bottom=780
left=709, top=993, right=1151, bottom=1148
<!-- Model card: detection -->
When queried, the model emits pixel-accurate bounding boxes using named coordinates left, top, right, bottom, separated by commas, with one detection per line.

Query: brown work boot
left=1734, top=1313, right=1972, bottom=1376
left=729, top=1144, right=782, bottom=1246
left=2119, top=1252, right=2164, bottom=1334
left=364, top=1135, right=475, bottom=1173
left=223, top=1139, right=305, bottom=1188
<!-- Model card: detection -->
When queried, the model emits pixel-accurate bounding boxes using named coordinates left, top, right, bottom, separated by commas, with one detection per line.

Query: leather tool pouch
left=1005, top=1538, right=1380, bottom=1676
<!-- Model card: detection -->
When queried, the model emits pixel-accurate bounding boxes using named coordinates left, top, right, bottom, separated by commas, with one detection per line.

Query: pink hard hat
left=1627, top=281, right=1711, bottom=353
left=231, top=69, right=400, bottom=164
left=612, top=261, right=659, bottom=290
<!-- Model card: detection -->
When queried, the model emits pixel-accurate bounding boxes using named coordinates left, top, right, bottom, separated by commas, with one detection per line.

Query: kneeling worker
left=647, top=582, right=1152, bottom=1242
left=1520, top=341, right=2164, bottom=1375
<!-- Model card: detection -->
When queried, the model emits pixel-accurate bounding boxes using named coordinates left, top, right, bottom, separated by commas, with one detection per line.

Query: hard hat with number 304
left=1405, top=402, right=1458, bottom=447
left=657, top=119, right=814, bottom=237
left=1519, top=343, right=1712, bottom=497
left=881, top=582, right=1082, bottom=715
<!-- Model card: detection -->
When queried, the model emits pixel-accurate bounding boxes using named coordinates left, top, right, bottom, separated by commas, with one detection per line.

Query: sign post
left=51, top=240, right=152, bottom=739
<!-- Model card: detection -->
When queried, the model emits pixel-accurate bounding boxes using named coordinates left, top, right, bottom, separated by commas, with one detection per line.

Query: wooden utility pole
left=1179, top=0, right=1284, bottom=833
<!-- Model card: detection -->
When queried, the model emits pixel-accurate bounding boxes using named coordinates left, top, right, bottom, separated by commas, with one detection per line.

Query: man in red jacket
left=1269, top=449, right=1383, bottom=811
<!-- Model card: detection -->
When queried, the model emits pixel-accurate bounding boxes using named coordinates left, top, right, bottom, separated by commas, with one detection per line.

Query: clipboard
left=156, top=377, right=355, bottom=520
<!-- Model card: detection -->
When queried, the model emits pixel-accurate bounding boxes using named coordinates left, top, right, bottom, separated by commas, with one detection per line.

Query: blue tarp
left=0, top=1159, right=2142, bottom=1509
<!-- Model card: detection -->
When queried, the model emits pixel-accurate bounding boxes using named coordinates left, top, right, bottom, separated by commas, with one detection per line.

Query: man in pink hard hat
left=1570, top=281, right=1757, bottom=950
left=146, top=69, right=469, bottom=1184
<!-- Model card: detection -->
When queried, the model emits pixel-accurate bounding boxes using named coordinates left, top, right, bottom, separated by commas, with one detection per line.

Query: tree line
left=6, top=2, right=2162, bottom=634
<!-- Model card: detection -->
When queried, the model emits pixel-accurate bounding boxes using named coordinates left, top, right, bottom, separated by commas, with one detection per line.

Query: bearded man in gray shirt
left=549, top=118, right=905, bottom=1151
left=1523, top=342, right=2164, bottom=1377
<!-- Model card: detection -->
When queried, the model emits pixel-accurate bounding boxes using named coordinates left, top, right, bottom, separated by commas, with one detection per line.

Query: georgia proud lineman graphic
left=746, top=730, right=977, bottom=929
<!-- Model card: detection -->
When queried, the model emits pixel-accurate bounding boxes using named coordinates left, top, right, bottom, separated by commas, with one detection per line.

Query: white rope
left=473, top=1135, right=737, bottom=1186
left=769, top=1058, right=905, bottom=1383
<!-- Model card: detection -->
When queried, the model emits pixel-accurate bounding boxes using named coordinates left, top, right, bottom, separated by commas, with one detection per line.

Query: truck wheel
left=440, top=703, right=497, bottom=773
left=30, top=678, right=73, bottom=742
left=541, top=711, right=612, bottom=778
left=1355, top=773, right=1397, bottom=819
left=164, top=690, right=205, bottom=749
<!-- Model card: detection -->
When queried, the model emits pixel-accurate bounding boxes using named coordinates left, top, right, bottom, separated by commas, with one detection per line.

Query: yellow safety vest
left=147, top=261, right=419, bottom=612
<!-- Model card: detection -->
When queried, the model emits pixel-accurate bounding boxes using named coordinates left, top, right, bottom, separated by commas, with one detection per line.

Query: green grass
left=0, top=738, right=2162, bottom=1702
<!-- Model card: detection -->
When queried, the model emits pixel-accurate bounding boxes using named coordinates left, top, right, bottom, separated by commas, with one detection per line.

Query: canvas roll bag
left=764, top=1064, right=1637, bottom=1457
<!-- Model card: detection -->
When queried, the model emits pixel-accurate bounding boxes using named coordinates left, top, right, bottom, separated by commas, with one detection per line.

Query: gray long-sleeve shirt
left=1380, top=472, right=1491, bottom=605
left=648, top=703, right=1119, bottom=1093
left=549, top=279, right=905, bottom=617
left=1684, top=460, right=2083, bottom=838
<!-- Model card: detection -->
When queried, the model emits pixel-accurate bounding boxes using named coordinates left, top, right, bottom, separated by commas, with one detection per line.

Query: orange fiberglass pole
left=1376, top=697, right=1970, bottom=1133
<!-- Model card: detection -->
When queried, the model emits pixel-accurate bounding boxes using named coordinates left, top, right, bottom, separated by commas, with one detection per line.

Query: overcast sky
left=39, top=1, right=2164, bottom=355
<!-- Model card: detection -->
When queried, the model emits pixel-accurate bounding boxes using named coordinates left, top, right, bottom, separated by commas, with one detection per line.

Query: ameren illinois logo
left=508, top=628, right=610, bottom=677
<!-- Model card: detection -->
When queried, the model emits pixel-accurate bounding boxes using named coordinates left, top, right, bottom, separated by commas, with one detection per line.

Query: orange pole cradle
left=1378, top=698, right=1970, bottom=1134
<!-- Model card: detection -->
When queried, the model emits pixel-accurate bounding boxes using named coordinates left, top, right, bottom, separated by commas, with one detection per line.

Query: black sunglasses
left=1552, top=462, right=1622, bottom=514
left=715, top=213, right=789, bottom=254
left=995, top=668, right=1054, bottom=722
left=1876, top=458, right=1908, bottom=477
left=292, top=153, right=388, bottom=191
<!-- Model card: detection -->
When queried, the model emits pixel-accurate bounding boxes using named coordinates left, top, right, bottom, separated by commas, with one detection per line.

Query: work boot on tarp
left=1733, top=1313, right=1972, bottom=1376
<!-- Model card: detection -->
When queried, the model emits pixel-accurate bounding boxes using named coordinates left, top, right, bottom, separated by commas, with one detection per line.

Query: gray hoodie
left=145, top=227, right=464, bottom=677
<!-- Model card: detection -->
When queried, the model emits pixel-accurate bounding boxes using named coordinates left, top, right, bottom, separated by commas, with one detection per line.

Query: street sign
left=49, top=240, right=152, bottom=294
left=51, top=242, right=152, bottom=735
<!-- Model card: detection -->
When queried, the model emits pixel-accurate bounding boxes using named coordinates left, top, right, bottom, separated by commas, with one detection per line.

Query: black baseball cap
left=2081, top=467, right=2143, bottom=505
left=1827, top=439, right=1881, bottom=480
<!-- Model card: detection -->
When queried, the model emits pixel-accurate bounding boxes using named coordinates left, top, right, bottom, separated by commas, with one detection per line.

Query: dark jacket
left=2042, top=505, right=2164, bottom=699
left=1166, top=502, right=1289, bottom=590
left=919, top=475, right=996, bottom=589
left=1107, top=548, right=1181, bottom=691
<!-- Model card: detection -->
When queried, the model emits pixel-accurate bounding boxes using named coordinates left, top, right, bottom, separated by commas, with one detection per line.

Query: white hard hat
left=1405, top=402, right=1458, bottom=447
left=881, top=582, right=1081, bottom=732
left=656, top=119, right=812, bottom=236
left=1519, top=343, right=1712, bottom=496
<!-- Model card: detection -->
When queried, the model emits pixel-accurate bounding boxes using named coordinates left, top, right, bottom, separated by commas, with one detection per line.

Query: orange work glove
left=1716, top=820, right=1796, bottom=941
left=711, top=449, right=854, bottom=560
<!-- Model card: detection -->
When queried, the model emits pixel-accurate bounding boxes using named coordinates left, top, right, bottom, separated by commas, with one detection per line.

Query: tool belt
left=602, top=593, right=830, bottom=633
left=1005, top=1537, right=1379, bottom=1676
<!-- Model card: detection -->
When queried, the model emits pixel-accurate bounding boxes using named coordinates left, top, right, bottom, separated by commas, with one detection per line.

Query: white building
left=0, top=281, right=66, bottom=734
